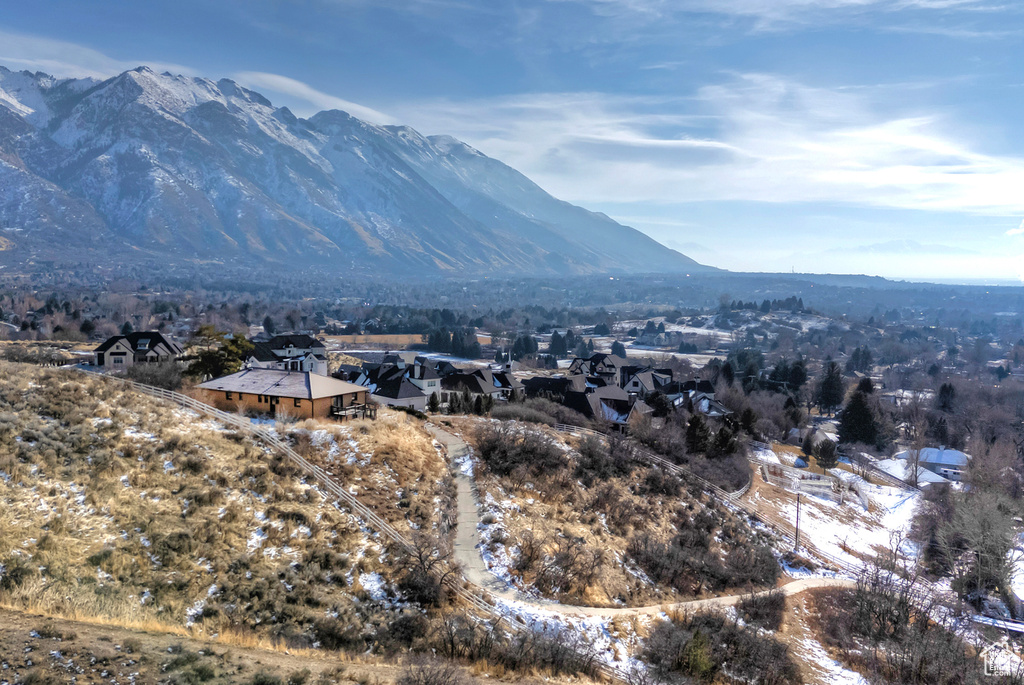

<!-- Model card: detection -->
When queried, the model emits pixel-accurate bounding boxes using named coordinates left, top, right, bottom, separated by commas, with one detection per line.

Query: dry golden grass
left=462, top=421, right=777, bottom=608
left=323, top=334, right=426, bottom=346
left=0, top=362, right=448, bottom=654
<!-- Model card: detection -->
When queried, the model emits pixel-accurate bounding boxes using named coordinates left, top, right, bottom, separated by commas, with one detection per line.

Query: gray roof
left=198, top=368, right=366, bottom=400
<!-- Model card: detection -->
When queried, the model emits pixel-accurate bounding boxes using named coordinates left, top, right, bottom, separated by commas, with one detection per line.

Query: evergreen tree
left=685, top=415, right=711, bottom=454
left=838, top=390, right=878, bottom=446
left=788, top=359, right=808, bottom=392
left=564, top=329, right=577, bottom=350
left=587, top=339, right=595, bottom=352
left=121, top=321, right=134, bottom=335
left=427, top=392, right=440, bottom=413
left=709, top=427, right=737, bottom=459
left=610, top=341, right=627, bottom=357
left=937, top=382, right=957, bottom=413
left=262, top=315, right=276, bottom=335
left=816, top=360, right=845, bottom=415
left=721, top=362, right=735, bottom=387
left=801, top=433, right=816, bottom=459
left=549, top=331, right=567, bottom=357
left=814, top=438, right=838, bottom=473
left=739, top=407, right=758, bottom=434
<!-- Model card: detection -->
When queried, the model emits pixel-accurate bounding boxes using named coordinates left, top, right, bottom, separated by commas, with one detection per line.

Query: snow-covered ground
left=796, top=635, right=869, bottom=685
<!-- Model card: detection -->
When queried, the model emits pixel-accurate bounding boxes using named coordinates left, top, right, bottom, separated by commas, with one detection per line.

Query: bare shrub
left=642, top=610, right=799, bottom=685
left=396, top=656, right=467, bottom=685
left=738, top=589, right=785, bottom=631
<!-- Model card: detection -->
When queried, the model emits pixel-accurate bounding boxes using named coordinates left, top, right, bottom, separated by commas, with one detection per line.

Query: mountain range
left=0, top=65, right=704, bottom=276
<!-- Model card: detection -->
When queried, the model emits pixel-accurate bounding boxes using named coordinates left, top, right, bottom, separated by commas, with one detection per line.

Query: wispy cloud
left=0, top=28, right=194, bottom=79
left=233, top=71, right=395, bottom=124
left=1008, top=219, right=1024, bottom=236
left=551, top=0, right=1015, bottom=31
left=395, top=73, right=1024, bottom=217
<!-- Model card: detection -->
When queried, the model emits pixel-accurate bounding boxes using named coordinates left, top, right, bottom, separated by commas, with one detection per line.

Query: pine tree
left=816, top=360, right=845, bottom=415
left=549, top=331, right=567, bottom=357
left=262, top=315, right=275, bottom=335
left=686, top=415, right=711, bottom=454
left=937, top=382, right=956, bottom=413
left=838, top=390, right=878, bottom=446
left=427, top=392, right=440, bottom=413
left=709, top=427, right=736, bottom=459
left=788, top=359, right=808, bottom=392
left=814, top=438, right=838, bottom=473
left=610, top=341, right=627, bottom=357
left=721, top=362, right=735, bottom=387
left=121, top=321, right=134, bottom=335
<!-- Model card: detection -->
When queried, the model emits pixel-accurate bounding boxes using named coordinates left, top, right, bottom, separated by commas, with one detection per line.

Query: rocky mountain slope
left=0, top=65, right=705, bottom=276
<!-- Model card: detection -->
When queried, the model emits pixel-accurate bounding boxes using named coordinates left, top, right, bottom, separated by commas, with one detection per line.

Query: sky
left=2, top=0, right=1024, bottom=283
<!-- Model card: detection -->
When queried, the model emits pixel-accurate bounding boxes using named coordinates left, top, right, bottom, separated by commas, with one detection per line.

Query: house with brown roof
left=197, top=368, right=370, bottom=420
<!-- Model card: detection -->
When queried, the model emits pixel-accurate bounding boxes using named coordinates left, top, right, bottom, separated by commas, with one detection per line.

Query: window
left=294, top=398, right=302, bottom=408
left=225, top=392, right=233, bottom=400
left=113, top=357, right=123, bottom=365
left=428, top=380, right=436, bottom=387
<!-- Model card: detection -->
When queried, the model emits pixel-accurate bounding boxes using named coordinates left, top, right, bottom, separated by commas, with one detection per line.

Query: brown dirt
left=0, top=605, right=394, bottom=684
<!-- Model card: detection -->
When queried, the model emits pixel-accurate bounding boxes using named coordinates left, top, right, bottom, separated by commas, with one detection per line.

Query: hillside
left=0, top=65, right=704, bottom=277
left=0, top=363, right=446, bottom=653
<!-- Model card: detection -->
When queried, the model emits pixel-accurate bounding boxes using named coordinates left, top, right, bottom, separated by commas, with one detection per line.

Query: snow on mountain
left=0, top=65, right=704, bottom=276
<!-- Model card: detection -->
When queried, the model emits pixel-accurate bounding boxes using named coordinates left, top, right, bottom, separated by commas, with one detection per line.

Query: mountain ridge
left=0, top=65, right=708, bottom=276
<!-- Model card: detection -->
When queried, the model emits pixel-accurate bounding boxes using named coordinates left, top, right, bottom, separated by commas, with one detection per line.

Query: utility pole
left=794, top=493, right=802, bottom=551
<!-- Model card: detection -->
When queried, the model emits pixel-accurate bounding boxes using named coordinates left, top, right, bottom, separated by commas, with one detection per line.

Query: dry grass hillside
left=0, top=363, right=446, bottom=655
left=455, top=418, right=781, bottom=607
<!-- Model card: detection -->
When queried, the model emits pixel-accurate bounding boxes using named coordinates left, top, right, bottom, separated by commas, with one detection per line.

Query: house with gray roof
left=197, top=368, right=370, bottom=420
left=94, top=332, right=183, bottom=371
left=246, top=334, right=329, bottom=375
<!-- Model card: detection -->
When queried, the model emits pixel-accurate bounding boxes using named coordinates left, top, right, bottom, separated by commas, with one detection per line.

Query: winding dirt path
left=427, top=424, right=856, bottom=619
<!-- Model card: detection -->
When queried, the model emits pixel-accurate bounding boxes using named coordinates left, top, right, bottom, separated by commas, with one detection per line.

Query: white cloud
left=1007, top=219, right=1024, bottom=236
left=0, top=28, right=194, bottom=79
left=551, top=0, right=1010, bottom=30
left=394, top=74, right=1024, bottom=217
left=233, top=71, right=396, bottom=124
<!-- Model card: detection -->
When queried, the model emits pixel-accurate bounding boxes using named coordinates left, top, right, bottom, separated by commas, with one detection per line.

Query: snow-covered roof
left=895, top=447, right=969, bottom=468
left=876, top=458, right=949, bottom=485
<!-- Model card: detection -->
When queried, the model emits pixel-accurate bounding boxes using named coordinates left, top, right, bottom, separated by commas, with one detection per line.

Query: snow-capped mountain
left=0, top=65, right=704, bottom=275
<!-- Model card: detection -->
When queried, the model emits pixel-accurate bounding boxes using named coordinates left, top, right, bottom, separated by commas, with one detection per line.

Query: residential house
left=351, top=361, right=431, bottom=410
left=662, top=379, right=732, bottom=417
left=197, top=368, right=370, bottom=420
left=621, top=365, right=673, bottom=397
left=94, top=332, right=183, bottom=370
left=567, top=353, right=629, bottom=387
left=563, top=385, right=653, bottom=430
left=440, top=368, right=523, bottom=405
left=522, top=374, right=588, bottom=399
left=246, top=334, right=329, bottom=376
left=895, top=446, right=970, bottom=482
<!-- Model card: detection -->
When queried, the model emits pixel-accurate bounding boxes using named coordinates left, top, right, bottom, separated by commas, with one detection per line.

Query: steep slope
left=0, top=65, right=705, bottom=276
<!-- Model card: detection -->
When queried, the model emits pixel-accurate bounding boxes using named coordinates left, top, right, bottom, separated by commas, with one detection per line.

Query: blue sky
left=2, top=0, right=1024, bottom=282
